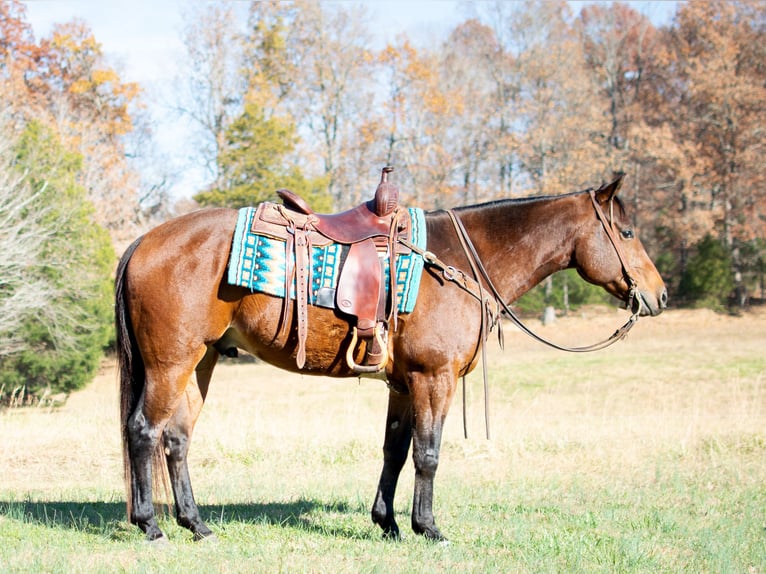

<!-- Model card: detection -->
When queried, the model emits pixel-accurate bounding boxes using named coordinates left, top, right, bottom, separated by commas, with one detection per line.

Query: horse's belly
left=228, top=292, right=361, bottom=376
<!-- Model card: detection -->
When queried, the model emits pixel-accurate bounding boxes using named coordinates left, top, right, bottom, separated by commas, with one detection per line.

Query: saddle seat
left=276, top=166, right=399, bottom=244
left=258, top=166, right=405, bottom=374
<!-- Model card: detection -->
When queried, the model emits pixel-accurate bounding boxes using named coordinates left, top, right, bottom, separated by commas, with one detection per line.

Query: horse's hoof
left=415, top=524, right=447, bottom=543
left=381, top=530, right=402, bottom=542
left=147, top=535, right=170, bottom=547
left=195, top=532, right=218, bottom=543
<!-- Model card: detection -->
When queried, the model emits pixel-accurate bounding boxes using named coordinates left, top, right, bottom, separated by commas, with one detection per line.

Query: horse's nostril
left=660, top=288, right=668, bottom=308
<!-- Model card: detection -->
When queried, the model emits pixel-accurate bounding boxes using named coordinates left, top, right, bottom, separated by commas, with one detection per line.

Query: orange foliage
left=0, top=2, right=146, bottom=244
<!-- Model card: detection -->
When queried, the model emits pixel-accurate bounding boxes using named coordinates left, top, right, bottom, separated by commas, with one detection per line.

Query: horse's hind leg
left=163, top=346, right=219, bottom=541
left=127, top=351, right=206, bottom=541
left=371, top=390, right=413, bottom=539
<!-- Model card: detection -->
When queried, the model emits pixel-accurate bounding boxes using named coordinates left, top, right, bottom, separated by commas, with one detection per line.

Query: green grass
left=1, top=472, right=764, bottom=573
left=1, top=309, right=765, bottom=572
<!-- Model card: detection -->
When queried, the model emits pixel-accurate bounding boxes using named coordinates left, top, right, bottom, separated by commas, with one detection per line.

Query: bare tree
left=175, top=2, right=247, bottom=186
left=246, top=1, right=376, bottom=207
left=0, top=139, right=57, bottom=356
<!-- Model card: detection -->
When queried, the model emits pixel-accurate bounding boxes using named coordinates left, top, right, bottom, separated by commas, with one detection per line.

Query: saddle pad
left=227, top=206, right=427, bottom=314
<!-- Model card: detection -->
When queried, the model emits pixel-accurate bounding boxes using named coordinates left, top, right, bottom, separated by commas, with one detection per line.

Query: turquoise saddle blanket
left=227, top=206, right=427, bottom=314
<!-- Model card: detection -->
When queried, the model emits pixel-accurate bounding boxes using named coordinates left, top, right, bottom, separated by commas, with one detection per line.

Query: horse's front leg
left=163, top=348, right=218, bottom=541
left=409, top=370, right=456, bottom=541
left=371, top=389, right=413, bottom=539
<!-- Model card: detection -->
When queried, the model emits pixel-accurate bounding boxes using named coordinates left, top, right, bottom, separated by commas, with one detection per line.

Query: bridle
left=399, top=189, right=645, bottom=438
left=444, top=189, right=644, bottom=354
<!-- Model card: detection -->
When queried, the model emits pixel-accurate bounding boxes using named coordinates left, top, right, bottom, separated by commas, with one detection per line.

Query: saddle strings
left=445, top=210, right=492, bottom=441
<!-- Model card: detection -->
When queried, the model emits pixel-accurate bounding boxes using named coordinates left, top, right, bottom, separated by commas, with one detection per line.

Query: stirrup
left=346, top=324, right=389, bottom=374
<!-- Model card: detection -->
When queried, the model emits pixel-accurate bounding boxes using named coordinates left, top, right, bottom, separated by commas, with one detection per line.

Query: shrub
left=0, top=122, right=114, bottom=405
left=679, top=234, right=734, bottom=309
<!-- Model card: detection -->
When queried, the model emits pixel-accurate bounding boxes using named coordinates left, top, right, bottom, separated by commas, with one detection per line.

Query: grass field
left=1, top=307, right=764, bottom=573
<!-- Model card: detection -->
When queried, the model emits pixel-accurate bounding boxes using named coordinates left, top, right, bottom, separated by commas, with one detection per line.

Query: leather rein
left=399, top=189, right=644, bottom=439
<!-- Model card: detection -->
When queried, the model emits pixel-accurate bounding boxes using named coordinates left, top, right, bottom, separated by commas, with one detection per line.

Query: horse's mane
left=443, top=187, right=627, bottom=218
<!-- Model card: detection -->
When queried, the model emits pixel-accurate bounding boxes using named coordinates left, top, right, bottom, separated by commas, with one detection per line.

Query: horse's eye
left=621, top=229, right=635, bottom=240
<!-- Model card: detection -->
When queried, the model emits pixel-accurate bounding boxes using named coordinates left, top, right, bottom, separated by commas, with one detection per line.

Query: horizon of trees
left=1, top=0, right=764, bottom=402
left=177, top=0, right=765, bottom=310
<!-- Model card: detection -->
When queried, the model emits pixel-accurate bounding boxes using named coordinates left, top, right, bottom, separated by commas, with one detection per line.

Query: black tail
left=115, top=236, right=145, bottom=520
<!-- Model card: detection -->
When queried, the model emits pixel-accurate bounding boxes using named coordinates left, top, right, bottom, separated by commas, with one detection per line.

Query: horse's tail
left=115, top=236, right=169, bottom=521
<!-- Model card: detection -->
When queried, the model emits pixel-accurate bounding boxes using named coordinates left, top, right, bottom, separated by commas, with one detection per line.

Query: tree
left=176, top=2, right=246, bottom=185
left=33, top=19, right=147, bottom=244
left=440, top=20, right=504, bottom=205
left=509, top=1, right=611, bottom=196
left=0, top=121, right=113, bottom=404
left=246, top=1, right=376, bottom=208
left=666, top=1, right=766, bottom=304
left=0, top=3, right=156, bottom=247
left=377, top=36, right=457, bottom=207
left=193, top=101, right=329, bottom=210
left=0, top=142, right=57, bottom=357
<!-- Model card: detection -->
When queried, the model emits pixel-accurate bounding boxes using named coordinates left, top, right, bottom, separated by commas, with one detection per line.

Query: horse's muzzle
left=635, top=287, right=667, bottom=317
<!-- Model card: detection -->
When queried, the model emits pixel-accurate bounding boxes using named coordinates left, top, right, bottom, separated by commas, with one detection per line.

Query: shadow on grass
left=0, top=498, right=370, bottom=540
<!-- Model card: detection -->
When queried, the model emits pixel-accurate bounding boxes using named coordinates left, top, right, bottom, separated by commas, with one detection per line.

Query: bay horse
left=115, top=175, right=666, bottom=542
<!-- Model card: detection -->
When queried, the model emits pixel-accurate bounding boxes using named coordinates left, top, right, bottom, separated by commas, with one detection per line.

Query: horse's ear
left=595, top=172, right=625, bottom=204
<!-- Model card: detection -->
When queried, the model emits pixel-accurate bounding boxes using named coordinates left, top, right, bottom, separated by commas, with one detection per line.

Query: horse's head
left=573, top=175, right=667, bottom=316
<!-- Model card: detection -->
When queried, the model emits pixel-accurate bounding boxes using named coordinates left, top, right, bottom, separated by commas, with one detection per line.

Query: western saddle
left=250, top=166, right=410, bottom=373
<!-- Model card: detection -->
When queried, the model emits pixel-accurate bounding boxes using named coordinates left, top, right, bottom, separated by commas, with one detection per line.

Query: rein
left=445, top=190, right=643, bottom=353
left=399, top=189, right=644, bottom=439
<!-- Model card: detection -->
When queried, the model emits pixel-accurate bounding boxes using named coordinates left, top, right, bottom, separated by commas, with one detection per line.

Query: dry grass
left=0, top=307, right=764, bottom=572
left=1, top=307, right=763, bottom=497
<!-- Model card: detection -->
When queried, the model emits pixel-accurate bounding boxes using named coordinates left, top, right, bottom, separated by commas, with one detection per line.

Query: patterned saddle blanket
left=227, top=206, right=426, bottom=314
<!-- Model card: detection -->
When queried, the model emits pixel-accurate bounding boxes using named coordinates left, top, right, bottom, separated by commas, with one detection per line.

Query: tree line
left=0, top=0, right=764, bottom=403
left=182, top=0, right=765, bottom=312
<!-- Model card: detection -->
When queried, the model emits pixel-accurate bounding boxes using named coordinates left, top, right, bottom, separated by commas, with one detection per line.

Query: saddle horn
left=372, top=166, right=398, bottom=217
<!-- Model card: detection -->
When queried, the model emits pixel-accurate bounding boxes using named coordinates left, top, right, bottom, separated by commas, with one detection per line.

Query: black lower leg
left=164, top=428, right=213, bottom=540
left=127, top=410, right=165, bottom=541
left=411, top=424, right=446, bottom=540
left=372, top=392, right=413, bottom=539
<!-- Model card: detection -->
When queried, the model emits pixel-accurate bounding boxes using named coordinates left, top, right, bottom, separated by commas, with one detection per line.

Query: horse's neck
left=455, top=195, right=580, bottom=303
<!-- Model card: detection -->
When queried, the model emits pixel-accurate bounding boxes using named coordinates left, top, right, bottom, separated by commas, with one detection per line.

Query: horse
left=115, top=175, right=667, bottom=543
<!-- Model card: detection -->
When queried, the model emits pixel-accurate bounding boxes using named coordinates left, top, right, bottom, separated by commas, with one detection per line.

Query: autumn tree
left=246, top=1, right=376, bottom=208
left=0, top=1, right=148, bottom=401
left=177, top=2, right=246, bottom=186
left=377, top=37, right=457, bottom=207
left=0, top=0, right=39, bottom=113
left=0, top=2, right=158, bottom=247
left=176, top=0, right=765, bottom=308
left=666, top=1, right=766, bottom=304
left=506, top=1, right=611, bottom=196
left=577, top=2, right=690, bottom=267
left=438, top=20, right=504, bottom=205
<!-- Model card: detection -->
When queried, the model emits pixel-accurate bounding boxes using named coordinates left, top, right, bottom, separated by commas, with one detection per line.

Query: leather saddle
left=250, top=166, right=410, bottom=374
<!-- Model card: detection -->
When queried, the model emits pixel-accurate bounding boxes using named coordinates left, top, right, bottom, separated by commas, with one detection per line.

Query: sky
left=22, top=0, right=473, bottom=198
left=21, top=1, right=677, bottom=199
